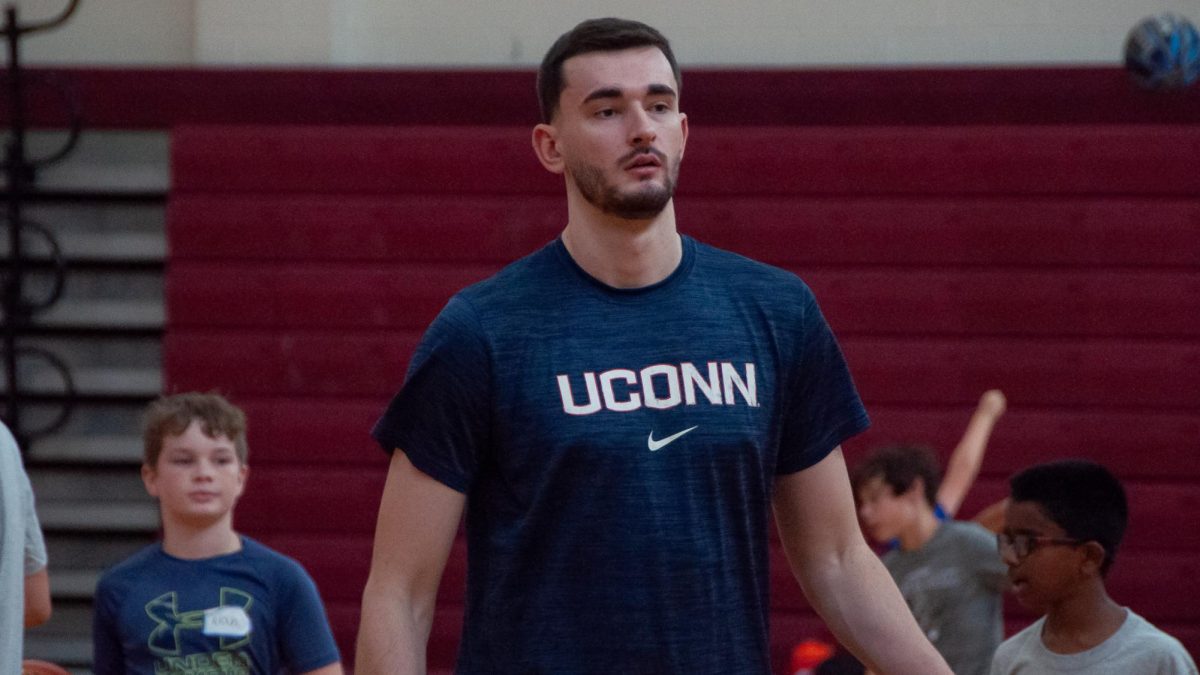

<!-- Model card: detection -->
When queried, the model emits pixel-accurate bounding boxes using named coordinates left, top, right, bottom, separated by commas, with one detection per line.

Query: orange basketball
left=21, top=660, right=71, bottom=675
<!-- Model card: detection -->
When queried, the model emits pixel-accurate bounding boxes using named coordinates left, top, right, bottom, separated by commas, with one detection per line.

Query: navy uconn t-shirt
left=373, top=235, right=869, bottom=674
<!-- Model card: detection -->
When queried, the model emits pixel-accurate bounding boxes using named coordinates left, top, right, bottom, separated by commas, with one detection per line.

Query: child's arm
left=24, top=567, right=51, bottom=626
left=971, top=497, right=1008, bottom=533
left=938, top=390, right=1006, bottom=518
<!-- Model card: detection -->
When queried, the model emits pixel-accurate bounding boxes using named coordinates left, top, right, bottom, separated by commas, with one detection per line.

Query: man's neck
left=561, top=202, right=681, bottom=289
left=160, top=516, right=242, bottom=560
left=897, top=505, right=941, bottom=551
left=1041, top=581, right=1125, bottom=654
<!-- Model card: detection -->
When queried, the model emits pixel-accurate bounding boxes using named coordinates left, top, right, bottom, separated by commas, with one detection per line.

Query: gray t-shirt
left=990, top=609, right=1198, bottom=674
left=1, top=422, right=49, bottom=673
left=884, top=519, right=1007, bottom=675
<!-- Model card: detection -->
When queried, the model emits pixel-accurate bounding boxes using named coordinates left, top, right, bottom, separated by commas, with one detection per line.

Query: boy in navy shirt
left=93, top=393, right=342, bottom=675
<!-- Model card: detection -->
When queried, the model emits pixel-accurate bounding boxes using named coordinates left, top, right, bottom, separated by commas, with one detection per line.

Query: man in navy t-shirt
left=356, top=17, right=951, bottom=675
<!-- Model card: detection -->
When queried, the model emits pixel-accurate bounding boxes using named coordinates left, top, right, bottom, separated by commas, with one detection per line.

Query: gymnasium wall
left=154, top=68, right=1200, bottom=672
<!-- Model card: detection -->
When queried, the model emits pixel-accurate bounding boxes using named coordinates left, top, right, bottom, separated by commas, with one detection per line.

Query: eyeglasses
left=996, top=532, right=1086, bottom=560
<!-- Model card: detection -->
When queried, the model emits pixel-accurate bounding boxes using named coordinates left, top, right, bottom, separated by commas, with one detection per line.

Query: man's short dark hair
left=851, top=445, right=941, bottom=507
left=537, top=17, right=681, bottom=123
left=1010, top=459, right=1128, bottom=575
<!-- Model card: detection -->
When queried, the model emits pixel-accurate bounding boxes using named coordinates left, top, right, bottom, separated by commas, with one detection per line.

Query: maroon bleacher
left=165, top=73, right=1200, bottom=672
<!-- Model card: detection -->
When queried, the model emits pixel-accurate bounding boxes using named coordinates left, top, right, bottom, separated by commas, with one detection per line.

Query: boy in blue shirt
left=92, top=392, right=342, bottom=675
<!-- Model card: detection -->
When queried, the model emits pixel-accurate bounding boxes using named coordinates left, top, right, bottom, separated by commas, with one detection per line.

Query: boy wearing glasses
left=992, top=459, right=1197, bottom=674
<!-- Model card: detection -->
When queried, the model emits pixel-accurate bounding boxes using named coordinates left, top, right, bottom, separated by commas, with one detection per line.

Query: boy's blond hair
left=142, top=392, right=248, bottom=467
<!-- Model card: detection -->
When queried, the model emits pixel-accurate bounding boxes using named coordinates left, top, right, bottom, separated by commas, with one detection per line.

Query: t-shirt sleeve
left=372, top=295, right=493, bottom=493
left=1157, top=634, right=1199, bottom=675
left=22, top=471, right=47, bottom=574
left=988, top=634, right=1019, bottom=675
left=276, top=560, right=341, bottom=672
left=776, top=289, right=870, bottom=474
left=1163, top=650, right=1199, bottom=675
left=91, top=576, right=125, bottom=675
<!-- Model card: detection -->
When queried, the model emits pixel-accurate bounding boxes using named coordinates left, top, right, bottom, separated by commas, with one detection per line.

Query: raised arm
left=938, top=389, right=1006, bottom=517
left=355, top=450, right=466, bottom=675
left=773, top=448, right=951, bottom=675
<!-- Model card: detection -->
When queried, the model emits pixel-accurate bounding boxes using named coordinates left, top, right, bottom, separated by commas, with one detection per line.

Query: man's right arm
left=355, top=450, right=466, bottom=675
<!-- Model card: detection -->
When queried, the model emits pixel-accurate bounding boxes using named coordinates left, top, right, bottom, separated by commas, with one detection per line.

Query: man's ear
left=532, top=123, right=566, bottom=175
left=679, top=112, right=688, bottom=161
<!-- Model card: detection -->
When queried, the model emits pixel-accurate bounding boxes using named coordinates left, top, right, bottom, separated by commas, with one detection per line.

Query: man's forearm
left=354, top=582, right=432, bottom=675
left=795, top=541, right=951, bottom=675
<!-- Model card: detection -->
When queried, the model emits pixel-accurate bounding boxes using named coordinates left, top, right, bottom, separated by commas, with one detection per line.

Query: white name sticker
left=203, top=606, right=252, bottom=638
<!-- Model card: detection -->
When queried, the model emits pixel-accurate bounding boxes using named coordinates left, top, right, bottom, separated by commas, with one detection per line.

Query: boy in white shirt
left=991, top=459, right=1197, bottom=675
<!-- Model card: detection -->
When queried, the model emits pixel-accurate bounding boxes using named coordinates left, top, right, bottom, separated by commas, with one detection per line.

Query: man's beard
left=569, top=149, right=679, bottom=220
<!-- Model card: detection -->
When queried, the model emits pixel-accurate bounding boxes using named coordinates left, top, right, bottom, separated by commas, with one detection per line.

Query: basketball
left=21, top=660, right=71, bottom=675
left=1123, top=13, right=1200, bottom=89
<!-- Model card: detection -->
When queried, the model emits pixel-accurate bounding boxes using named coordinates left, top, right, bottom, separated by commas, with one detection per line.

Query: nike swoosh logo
left=647, top=425, right=698, bottom=451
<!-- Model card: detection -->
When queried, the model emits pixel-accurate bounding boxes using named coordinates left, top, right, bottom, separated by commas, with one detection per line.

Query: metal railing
left=2, top=0, right=81, bottom=449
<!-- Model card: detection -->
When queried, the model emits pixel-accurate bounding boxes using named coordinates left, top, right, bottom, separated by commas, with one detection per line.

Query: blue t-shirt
left=92, top=536, right=340, bottom=675
left=373, top=235, right=869, bottom=674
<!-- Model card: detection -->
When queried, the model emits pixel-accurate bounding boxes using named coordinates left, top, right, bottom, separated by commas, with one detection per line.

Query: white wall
left=326, top=0, right=1200, bottom=66
left=9, top=0, right=1200, bottom=67
left=11, top=0, right=195, bottom=65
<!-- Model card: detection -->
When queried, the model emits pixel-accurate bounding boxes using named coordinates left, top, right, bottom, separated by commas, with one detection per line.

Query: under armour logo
left=146, top=588, right=254, bottom=655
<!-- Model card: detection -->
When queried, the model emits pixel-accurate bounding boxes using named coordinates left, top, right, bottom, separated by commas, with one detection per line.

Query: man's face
left=547, top=46, right=687, bottom=220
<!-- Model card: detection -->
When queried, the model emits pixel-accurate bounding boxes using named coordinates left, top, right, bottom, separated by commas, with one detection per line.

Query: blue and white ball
left=1124, top=14, right=1200, bottom=89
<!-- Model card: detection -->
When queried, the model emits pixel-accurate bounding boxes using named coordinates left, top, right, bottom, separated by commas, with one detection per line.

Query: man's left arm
left=773, top=447, right=951, bottom=675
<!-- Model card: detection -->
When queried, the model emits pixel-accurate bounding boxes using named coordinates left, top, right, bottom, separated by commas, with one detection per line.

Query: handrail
left=1, top=2, right=80, bottom=449
left=5, top=0, right=80, bottom=37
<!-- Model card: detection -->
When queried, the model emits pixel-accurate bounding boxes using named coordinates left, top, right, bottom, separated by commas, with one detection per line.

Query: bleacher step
left=51, top=569, right=101, bottom=600
left=0, top=231, right=165, bottom=263
left=44, top=532, right=155, bottom=570
left=29, top=466, right=146, bottom=500
left=29, top=434, right=143, bottom=464
left=36, top=501, right=159, bottom=533
left=7, top=366, right=162, bottom=398
left=23, top=636, right=92, bottom=668
left=37, top=299, right=164, bottom=330
left=57, top=231, right=165, bottom=262
left=24, top=602, right=94, bottom=667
